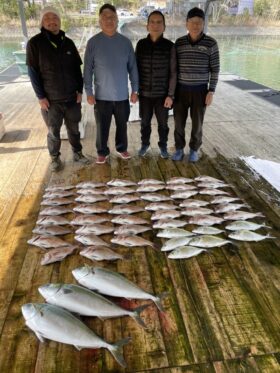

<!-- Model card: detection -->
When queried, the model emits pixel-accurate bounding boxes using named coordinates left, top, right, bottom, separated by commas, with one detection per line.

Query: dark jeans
left=173, top=88, right=207, bottom=151
left=139, top=96, right=169, bottom=149
left=41, top=101, right=82, bottom=157
left=94, top=100, right=130, bottom=156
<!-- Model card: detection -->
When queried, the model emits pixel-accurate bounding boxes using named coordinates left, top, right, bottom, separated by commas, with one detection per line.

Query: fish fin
left=268, top=234, right=276, bottom=239
left=154, top=292, right=169, bottom=313
left=34, top=331, right=45, bottom=343
left=74, top=345, right=83, bottom=351
left=109, top=337, right=131, bottom=368
left=132, top=304, right=151, bottom=328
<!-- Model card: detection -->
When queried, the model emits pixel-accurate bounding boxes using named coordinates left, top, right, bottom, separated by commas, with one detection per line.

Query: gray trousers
left=173, top=88, right=207, bottom=151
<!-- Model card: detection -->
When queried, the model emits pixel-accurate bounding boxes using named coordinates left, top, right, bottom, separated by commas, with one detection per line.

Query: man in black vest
left=136, top=11, right=176, bottom=158
left=26, top=7, right=90, bottom=172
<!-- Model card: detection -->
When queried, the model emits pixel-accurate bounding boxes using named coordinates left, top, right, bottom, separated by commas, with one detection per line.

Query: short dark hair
left=99, top=3, right=116, bottom=15
left=148, top=10, right=166, bottom=26
left=187, top=7, right=205, bottom=20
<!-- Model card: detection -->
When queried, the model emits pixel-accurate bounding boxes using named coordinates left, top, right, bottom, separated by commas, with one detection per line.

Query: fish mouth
left=72, top=266, right=93, bottom=280
left=21, top=303, right=40, bottom=320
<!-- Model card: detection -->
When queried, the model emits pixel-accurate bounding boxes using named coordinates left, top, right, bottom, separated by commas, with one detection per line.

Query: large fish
left=108, top=205, right=144, bottom=215
left=41, top=198, right=73, bottom=206
left=39, top=206, right=72, bottom=216
left=223, top=211, right=264, bottom=221
left=225, top=220, right=270, bottom=231
left=22, top=303, right=130, bottom=367
left=137, top=179, right=165, bottom=185
left=153, top=219, right=187, bottom=229
left=114, top=224, right=152, bottom=235
left=140, top=193, right=171, bottom=202
left=161, top=236, right=194, bottom=252
left=188, top=235, right=231, bottom=248
left=76, top=181, right=106, bottom=188
left=72, top=266, right=165, bottom=312
left=38, top=283, right=147, bottom=328
left=151, top=209, right=181, bottom=221
left=109, top=194, right=140, bottom=204
left=214, top=203, right=248, bottom=214
left=157, top=228, right=194, bottom=238
left=73, top=204, right=107, bottom=214
left=170, top=190, right=198, bottom=199
left=32, top=225, right=72, bottom=236
left=168, top=246, right=207, bottom=259
left=70, top=215, right=110, bottom=226
left=74, top=234, right=109, bottom=246
left=75, top=224, right=115, bottom=236
left=166, top=177, right=194, bottom=184
left=188, top=215, right=224, bottom=226
left=192, top=226, right=224, bottom=235
left=111, top=215, right=150, bottom=225
left=75, top=195, right=108, bottom=203
left=80, top=246, right=124, bottom=261
left=137, top=184, right=165, bottom=193
left=228, top=230, right=275, bottom=242
left=179, top=199, right=209, bottom=208
left=145, top=202, right=179, bottom=211
left=181, top=207, right=213, bottom=216
left=107, top=179, right=136, bottom=187
left=111, top=235, right=155, bottom=248
left=37, top=216, right=70, bottom=226
left=28, top=235, right=71, bottom=249
left=41, top=246, right=76, bottom=265
left=104, top=187, right=136, bottom=195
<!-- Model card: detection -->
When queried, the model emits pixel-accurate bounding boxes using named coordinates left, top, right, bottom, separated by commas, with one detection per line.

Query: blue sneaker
left=160, top=147, right=169, bottom=159
left=188, top=149, right=199, bottom=162
left=171, top=149, right=184, bottom=161
left=138, top=145, right=149, bottom=157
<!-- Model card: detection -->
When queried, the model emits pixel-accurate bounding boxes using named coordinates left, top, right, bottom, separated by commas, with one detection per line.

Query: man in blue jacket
left=26, top=7, right=90, bottom=172
left=84, top=3, right=138, bottom=164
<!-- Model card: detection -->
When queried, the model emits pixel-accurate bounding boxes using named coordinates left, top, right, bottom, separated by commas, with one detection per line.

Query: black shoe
left=73, top=151, right=91, bottom=165
left=50, top=156, right=63, bottom=172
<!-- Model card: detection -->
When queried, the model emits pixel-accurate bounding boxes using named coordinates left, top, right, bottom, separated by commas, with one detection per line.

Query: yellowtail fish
left=188, top=235, right=231, bottom=248
left=157, top=228, right=194, bottom=238
left=161, top=236, right=193, bottom=251
left=225, top=220, right=270, bottom=231
left=153, top=219, right=187, bottom=229
left=168, top=246, right=207, bottom=259
left=228, top=230, right=275, bottom=242
left=181, top=207, right=214, bottom=216
left=151, top=209, right=181, bottom=221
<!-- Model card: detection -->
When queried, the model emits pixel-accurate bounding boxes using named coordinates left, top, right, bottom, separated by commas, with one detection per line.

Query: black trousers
left=41, top=101, right=82, bottom=157
left=94, top=100, right=130, bottom=156
left=173, top=88, right=207, bottom=151
left=139, top=96, right=169, bottom=149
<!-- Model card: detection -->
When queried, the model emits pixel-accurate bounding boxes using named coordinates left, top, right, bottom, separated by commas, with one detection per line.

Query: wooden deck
left=0, top=74, right=280, bottom=372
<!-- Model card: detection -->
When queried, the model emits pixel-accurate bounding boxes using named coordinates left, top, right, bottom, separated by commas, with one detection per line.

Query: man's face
left=147, top=13, right=165, bottom=39
left=186, top=16, right=204, bottom=40
left=42, top=12, right=60, bottom=34
left=99, top=9, right=118, bottom=36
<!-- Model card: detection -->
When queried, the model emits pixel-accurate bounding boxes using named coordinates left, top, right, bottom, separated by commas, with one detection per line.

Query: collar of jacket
left=41, top=27, right=65, bottom=48
left=147, top=34, right=164, bottom=44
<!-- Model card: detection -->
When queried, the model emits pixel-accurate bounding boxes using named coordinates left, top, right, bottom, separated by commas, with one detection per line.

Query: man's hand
left=130, top=92, right=138, bottom=104
left=87, top=95, right=96, bottom=105
left=205, top=92, right=214, bottom=106
left=164, top=96, right=173, bottom=109
left=39, top=98, right=50, bottom=111
left=76, top=92, right=82, bottom=103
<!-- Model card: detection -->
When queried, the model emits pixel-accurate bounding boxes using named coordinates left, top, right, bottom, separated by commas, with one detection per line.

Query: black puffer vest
left=136, top=35, right=174, bottom=97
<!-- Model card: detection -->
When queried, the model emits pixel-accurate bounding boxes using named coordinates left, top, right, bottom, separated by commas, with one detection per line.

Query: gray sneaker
left=73, top=151, right=91, bottom=165
left=50, top=156, right=63, bottom=172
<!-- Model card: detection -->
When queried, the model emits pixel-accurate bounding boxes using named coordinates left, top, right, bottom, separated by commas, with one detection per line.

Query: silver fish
left=41, top=198, right=73, bottom=206
left=166, top=184, right=197, bottom=191
left=170, top=190, right=198, bottom=199
left=73, top=204, right=107, bottom=214
left=194, top=176, right=224, bottom=183
left=153, top=219, right=187, bottom=229
left=197, top=182, right=229, bottom=189
left=192, top=226, right=224, bottom=235
left=22, top=303, right=130, bottom=367
left=28, top=235, right=71, bottom=249
left=111, top=235, right=155, bottom=248
left=40, top=246, right=76, bottom=265
left=168, top=246, right=207, bottom=259
left=137, top=184, right=165, bottom=193
left=225, top=220, right=270, bottom=231
left=76, top=181, right=106, bottom=188
left=199, top=189, right=230, bottom=196
left=74, top=234, right=109, bottom=246
left=104, top=187, right=136, bottom=195
left=179, top=199, right=209, bottom=208
left=157, top=228, right=194, bottom=238
left=37, top=216, right=70, bottom=226
left=188, top=235, right=231, bottom=248
left=75, top=195, right=108, bottom=203
left=166, top=177, right=194, bottom=184
left=210, top=196, right=241, bottom=204
left=76, top=188, right=108, bottom=195
left=70, top=214, right=110, bottom=226
left=214, top=203, right=248, bottom=214
left=140, top=193, right=171, bottom=202
left=188, top=215, right=224, bottom=226
left=75, top=224, right=115, bottom=235
left=109, top=194, right=140, bottom=204
left=39, top=206, right=72, bottom=216
left=107, top=179, right=136, bottom=187
left=181, top=207, right=213, bottom=216
left=161, top=236, right=194, bottom=251
left=223, top=211, right=265, bottom=221
left=43, top=190, right=75, bottom=198
left=114, top=224, right=152, bottom=235
left=151, top=209, right=181, bottom=221
left=45, top=185, right=75, bottom=191
left=145, top=202, right=179, bottom=211
left=228, top=230, right=275, bottom=242
left=72, top=266, right=165, bottom=311
left=38, top=283, right=147, bottom=328
left=137, top=179, right=165, bottom=185
left=108, top=205, right=144, bottom=215
left=32, top=225, right=72, bottom=236
left=111, top=215, right=150, bottom=225
left=80, top=246, right=124, bottom=261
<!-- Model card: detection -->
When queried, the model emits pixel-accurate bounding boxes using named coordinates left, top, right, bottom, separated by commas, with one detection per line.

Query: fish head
left=21, top=303, right=42, bottom=321
left=38, top=283, right=62, bottom=300
left=72, top=266, right=93, bottom=281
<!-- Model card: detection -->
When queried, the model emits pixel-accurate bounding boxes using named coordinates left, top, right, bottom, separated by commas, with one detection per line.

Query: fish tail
left=109, top=337, right=131, bottom=368
left=154, top=292, right=169, bottom=313
left=132, top=304, right=150, bottom=328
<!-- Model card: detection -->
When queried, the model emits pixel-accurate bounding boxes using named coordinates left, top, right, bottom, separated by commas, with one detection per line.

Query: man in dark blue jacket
left=136, top=10, right=176, bottom=158
left=26, top=7, right=90, bottom=172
